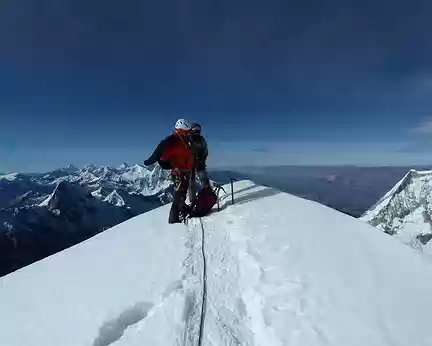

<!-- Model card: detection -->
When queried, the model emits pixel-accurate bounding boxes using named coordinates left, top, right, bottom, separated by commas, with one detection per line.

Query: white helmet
left=175, top=119, right=191, bottom=131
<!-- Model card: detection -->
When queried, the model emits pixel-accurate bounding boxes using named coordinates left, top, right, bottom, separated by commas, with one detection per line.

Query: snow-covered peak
left=0, top=173, right=19, bottom=181
left=118, top=162, right=129, bottom=169
left=363, top=169, right=419, bottom=217
left=362, top=169, right=432, bottom=253
left=39, top=181, right=91, bottom=211
left=82, top=164, right=111, bottom=176
left=104, top=189, right=125, bottom=207
left=131, top=163, right=150, bottom=175
left=142, top=165, right=171, bottom=196
left=56, top=164, right=79, bottom=173
left=2, top=181, right=432, bottom=346
left=121, top=165, right=148, bottom=182
left=82, top=163, right=98, bottom=171
left=90, top=187, right=104, bottom=199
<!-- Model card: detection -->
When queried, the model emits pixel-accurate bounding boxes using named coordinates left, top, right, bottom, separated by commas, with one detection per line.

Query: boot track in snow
left=197, top=218, right=207, bottom=346
left=183, top=217, right=208, bottom=346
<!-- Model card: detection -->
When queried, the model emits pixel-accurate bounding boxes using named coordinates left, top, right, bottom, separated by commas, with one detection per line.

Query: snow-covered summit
left=54, top=164, right=79, bottom=174
left=1, top=181, right=432, bottom=346
left=104, top=189, right=125, bottom=207
left=362, top=169, right=432, bottom=254
left=0, top=173, right=19, bottom=181
left=119, top=162, right=130, bottom=169
left=39, top=180, right=89, bottom=208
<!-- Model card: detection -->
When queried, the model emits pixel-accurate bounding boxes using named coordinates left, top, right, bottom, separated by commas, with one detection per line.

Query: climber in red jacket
left=144, top=119, right=195, bottom=223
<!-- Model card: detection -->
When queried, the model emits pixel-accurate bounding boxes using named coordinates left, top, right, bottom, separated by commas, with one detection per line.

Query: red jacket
left=145, top=132, right=195, bottom=170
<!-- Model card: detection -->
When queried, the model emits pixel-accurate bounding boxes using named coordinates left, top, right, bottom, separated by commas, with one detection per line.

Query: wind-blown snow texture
left=362, top=169, right=432, bottom=255
left=1, top=181, right=432, bottom=346
left=0, top=164, right=172, bottom=276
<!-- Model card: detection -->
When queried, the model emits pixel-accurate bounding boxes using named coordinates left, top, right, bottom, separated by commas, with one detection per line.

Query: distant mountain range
left=0, top=164, right=173, bottom=276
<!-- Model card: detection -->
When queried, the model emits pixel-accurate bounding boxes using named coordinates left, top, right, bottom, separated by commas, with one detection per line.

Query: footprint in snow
left=93, top=302, right=153, bottom=346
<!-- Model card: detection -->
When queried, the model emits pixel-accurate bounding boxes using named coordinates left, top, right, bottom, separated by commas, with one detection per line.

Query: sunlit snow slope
left=362, top=169, right=432, bottom=254
left=1, top=181, right=432, bottom=346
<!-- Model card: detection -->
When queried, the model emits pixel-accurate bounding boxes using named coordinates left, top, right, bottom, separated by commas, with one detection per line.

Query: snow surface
left=1, top=181, right=432, bottom=346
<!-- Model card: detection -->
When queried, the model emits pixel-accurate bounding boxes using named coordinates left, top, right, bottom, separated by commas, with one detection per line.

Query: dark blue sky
left=1, top=0, right=432, bottom=172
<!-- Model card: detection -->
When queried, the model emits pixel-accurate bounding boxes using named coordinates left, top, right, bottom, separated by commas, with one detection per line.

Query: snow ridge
left=362, top=169, right=432, bottom=254
left=364, top=170, right=414, bottom=215
left=182, top=219, right=205, bottom=346
left=2, top=181, right=432, bottom=345
left=197, top=218, right=208, bottom=346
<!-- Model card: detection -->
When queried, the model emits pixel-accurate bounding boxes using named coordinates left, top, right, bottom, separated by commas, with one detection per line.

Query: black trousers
left=196, top=160, right=210, bottom=188
left=169, top=171, right=190, bottom=223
